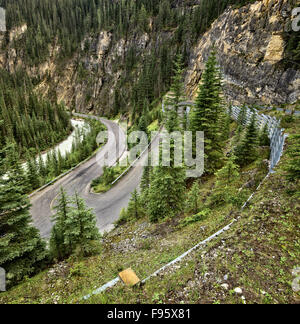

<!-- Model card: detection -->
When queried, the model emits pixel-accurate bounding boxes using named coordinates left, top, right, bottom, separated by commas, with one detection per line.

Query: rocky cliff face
left=0, top=0, right=298, bottom=113
left=66, top=31, right=152, bottom=114
left=186, top=0, right=300, bottom=105
left=0, top=27, right=153, bottom=114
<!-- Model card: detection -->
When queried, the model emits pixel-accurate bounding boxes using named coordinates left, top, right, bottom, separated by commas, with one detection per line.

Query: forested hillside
left=0, top=69, right=71, bottom=158
left=0, top=0, right=266, bottom=119
left=0, top=0, right=255, bottom=65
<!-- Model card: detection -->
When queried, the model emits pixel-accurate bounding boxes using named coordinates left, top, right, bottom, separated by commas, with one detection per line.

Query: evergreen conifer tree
left=126, top=189, right=143, bottom=220
left=26, top=155, right=41, bottom=191
left=50, top=187, right=71, bottom=260
left=259, top=123, right=270, bottom=147
left=189, top=50, right=226, bottom=173
left=215, top=154, right=240, bottom=186
left=185, top=181, right=201, bottom=214
left=209, top=155, right=240, bottom=207
left=140, top=157, right=152, bottom=194
left=148, top=166, right=186, bottom=222
left=234, top=114, right=259, bottom=166
left=38, top=153, right=47, bottom=180
left=64, top=192, right=100, bottom=257
left=50, top=189, right=100, bottom=259
left=0, top=143, right=47, bottom=287
left=147, top=56, right=186, bottom=223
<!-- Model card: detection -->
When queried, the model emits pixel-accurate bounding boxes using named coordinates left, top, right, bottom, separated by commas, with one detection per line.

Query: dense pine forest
left=0, top=0, right=297, bottom=118
left=0, top=69, right=71, bottom=159
left=0, top=0, right=256, bottom=65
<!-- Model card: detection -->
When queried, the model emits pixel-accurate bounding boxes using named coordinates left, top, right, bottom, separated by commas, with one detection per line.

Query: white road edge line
left=29, top=115, right=109, bottom=198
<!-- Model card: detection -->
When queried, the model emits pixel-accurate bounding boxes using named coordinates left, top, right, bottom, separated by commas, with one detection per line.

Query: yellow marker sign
left=119, top=268, right=140, bottom=286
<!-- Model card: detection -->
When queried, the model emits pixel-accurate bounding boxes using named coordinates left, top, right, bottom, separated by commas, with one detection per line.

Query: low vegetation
left=0, top=112, right=298, bottom=304
left=25, top=118, right=106, bottom=193
left=91, top=165, right=128, bottom=194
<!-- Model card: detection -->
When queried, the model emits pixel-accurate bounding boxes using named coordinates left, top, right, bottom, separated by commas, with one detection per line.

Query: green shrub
left=69, top=262, right=85, bottom=277
left=92, top=165, right=127, bottom=193
left=115, top=208, right=129, bottom=226
left=180, top=208, right=211, bottom=227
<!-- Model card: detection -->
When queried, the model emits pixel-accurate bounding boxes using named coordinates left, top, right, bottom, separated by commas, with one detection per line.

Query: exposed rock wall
left=185, top=0, right=300, bottom=105
left=41, top=31, right=153, bottom=115
left=0, top=0, right=299, bottom=114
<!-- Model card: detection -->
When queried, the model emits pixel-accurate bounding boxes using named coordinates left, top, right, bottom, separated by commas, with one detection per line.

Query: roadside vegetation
left=25, top=119, right=106, bottom=193
left=91, top=165, right=128, bottom=194
left=0, top=46, right=298, bottom=304
left=0, top=112, right=297, bottom=304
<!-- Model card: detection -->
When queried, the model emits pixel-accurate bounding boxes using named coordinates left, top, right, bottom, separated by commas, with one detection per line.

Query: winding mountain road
left=30, top=114, right=157, bottom=238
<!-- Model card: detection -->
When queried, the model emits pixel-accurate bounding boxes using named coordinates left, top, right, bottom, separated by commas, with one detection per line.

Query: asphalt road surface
left=30, top=115, right=157, bottom=238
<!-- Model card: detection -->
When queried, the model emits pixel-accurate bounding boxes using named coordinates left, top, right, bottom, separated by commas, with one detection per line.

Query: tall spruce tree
left=50, top=187, right=71, bottom=260
left=147, top=56, right=186, bottom=223
left=125, top=189, right=144, bottom=220
left=26, top=155, right=41, bottom=191
left=0, top=143, right=47, bottom=287
left=148, top=166, right=186, bottom=222
left=166, top=55, right=185, bottom=110
left=234, top=114, right=260, bottom=166
left=38, top=153, right=47, bottom=179
left=185, top=181, right=201, bottom=214
left=165, top=54, right=186, bottom=129
left=50, top=189, right=100, bottom=259
left=189, top=50, right=226, bottom=173
left=64, top=192, right=100, bottom=257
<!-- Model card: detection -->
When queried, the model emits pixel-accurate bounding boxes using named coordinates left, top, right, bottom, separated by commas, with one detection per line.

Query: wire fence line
left=166, top=101, right=288, bottom=173
left=230, top=106, right=288, bottom=173
left=82, top=103, right=290, bottom=300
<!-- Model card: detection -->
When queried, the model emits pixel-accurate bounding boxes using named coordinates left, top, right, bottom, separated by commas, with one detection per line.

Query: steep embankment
left=0, top=112, right=298, bottom=304
left=0, top=0, right=298, bottom=115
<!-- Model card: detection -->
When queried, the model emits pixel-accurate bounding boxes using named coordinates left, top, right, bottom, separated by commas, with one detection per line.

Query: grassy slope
left=0, top=115, right=299, bottom=304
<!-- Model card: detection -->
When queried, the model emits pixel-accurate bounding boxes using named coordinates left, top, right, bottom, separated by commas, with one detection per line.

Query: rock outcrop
left=0, top=0, right=298, bottom=113
left=185, top=0, right=300, bottom=105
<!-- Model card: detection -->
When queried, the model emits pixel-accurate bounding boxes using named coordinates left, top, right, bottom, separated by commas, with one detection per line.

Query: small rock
left=221, top=283, right=229, bottom=290
left=234, top=287, right=243, bottom=295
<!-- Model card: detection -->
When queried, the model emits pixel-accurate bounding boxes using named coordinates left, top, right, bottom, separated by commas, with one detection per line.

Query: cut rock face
left=264, top=34, right=285, bottom=64
left=185, top=0, right=300, bottom=106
